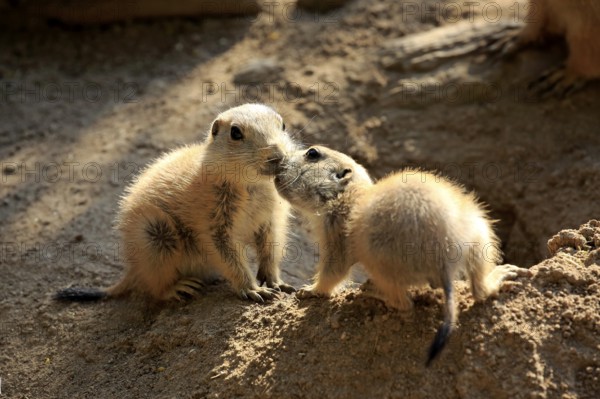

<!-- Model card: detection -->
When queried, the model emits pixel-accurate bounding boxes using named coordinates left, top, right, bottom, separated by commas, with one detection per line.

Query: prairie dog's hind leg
left=119, top=212, right=183, bottom=301
left=366, top=273, right=413, bottom=313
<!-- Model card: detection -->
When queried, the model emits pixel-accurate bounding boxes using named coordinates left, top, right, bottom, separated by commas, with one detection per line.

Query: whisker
left=290, top=115, right=317, bottom=144
left=278, top=170, right=303, bottom=190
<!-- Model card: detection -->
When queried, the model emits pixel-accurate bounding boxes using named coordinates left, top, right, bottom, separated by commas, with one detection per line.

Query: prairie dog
left=275, top=146, right=529, bottom=364
left=499, top=0, right=600, bottom=93
left=57, top=104, right=296, bottom=303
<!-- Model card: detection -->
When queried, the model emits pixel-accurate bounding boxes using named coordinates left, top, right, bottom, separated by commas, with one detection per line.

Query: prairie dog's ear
left=211, top=119, right=221, bottom=137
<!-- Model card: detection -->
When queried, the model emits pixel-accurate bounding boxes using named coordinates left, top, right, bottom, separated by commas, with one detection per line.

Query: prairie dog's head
left=275, top=145, right=372, bottom=213
left=207, top=103, right=296, bottom=178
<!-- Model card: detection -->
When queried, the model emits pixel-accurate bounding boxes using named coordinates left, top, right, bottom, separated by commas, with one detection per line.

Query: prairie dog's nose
left=258, top=144, right=285, bottom=176
left=264, top=144, right=283, bottom=160
left=267, top=147, right=284, bottom=171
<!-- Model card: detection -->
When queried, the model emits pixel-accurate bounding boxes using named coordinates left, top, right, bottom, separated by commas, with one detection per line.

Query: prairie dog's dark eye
left=230, top=126, right=243, bottom=141
left=282, top=122, right=286, bottom=131
left=305, top=147, right=321, bottom=161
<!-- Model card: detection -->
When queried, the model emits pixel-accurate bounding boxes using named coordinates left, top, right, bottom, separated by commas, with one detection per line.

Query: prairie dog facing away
left=57, top=104, right=296, bottom=303
left=495, top=0, right=600, bottom=95
left=275, top=146, right=530, bottom=364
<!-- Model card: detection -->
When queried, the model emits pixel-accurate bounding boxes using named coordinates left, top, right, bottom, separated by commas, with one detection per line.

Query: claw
left=261, top=292, right=275, bottom=301
left=239, top=287, right=280, bottom=303
left=277, top=283, right=297, bottom=294
left=259, top=277, right=297, bottom=294
left=168, top=277, right=206, bottom=301
left=266, top=281, right=297, bottom=294
left=482, top=24, right=523, bottom=64
left=247, top=291, right=264, bottom=303
left=181, top=278, right=205, bottom=290
left=175, top=285, right=200, bottom=297
left=528, top=65, right=586, bottom=99
left=268, top=283, right=282, bottom=292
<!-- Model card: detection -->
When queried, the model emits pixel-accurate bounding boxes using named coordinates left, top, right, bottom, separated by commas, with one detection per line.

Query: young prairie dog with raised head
left=57, top=104, right=296, bottom=303
left=497, top=0, right=600, bottom=95
left=275, top=146, right=529, bottom=364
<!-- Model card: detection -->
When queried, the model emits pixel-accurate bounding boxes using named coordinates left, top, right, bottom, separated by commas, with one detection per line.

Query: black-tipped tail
left=426, top=275, right=456, bottom=367
left=426, top=322, right=452, bottom=366
left=54, top=287, right=107, bottom=302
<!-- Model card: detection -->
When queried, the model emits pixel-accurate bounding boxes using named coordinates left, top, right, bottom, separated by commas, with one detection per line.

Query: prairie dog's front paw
left=269, top=281, right=297, bottom=294
left=495, top=264, right=532, bottom=281
left=257, top=276, right=297, bottom=294
left=296, top=285, right=330, bottom=299
left=485, top=264, right=532, bottom=297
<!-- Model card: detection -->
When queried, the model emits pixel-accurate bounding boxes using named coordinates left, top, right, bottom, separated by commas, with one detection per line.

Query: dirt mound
left=0, top=222, right=597, bottom=398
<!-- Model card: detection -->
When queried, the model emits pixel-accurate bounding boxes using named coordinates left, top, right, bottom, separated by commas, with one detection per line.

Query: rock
left=72, top=234, right=84, bottom=243
left=3, top=163, right=16, bottom=175
left=547, top=229, right=588, bottom=255
left=233, top=58, right=283, bottom=85
left=585, top=249, right=600, bottom=266
left=379, top=20, right=521, bottom=73
left=330, top=312, right=340, bottom=329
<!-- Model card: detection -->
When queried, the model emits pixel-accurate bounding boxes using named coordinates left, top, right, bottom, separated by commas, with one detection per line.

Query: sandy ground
left=0, top=0, right=599, bottom=398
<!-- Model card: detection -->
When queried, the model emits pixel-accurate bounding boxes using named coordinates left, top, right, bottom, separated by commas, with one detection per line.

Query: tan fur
left=350, top=170, right=506, bottom=305
left=109, top=103, right=296, bottom=302
left=276, top=146, right=530, bottom=362
left=516, top=0, right=600, bottom=83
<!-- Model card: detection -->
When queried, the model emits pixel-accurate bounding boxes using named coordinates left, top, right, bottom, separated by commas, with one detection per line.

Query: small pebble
left=3, top=164, right=16, bottom=175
